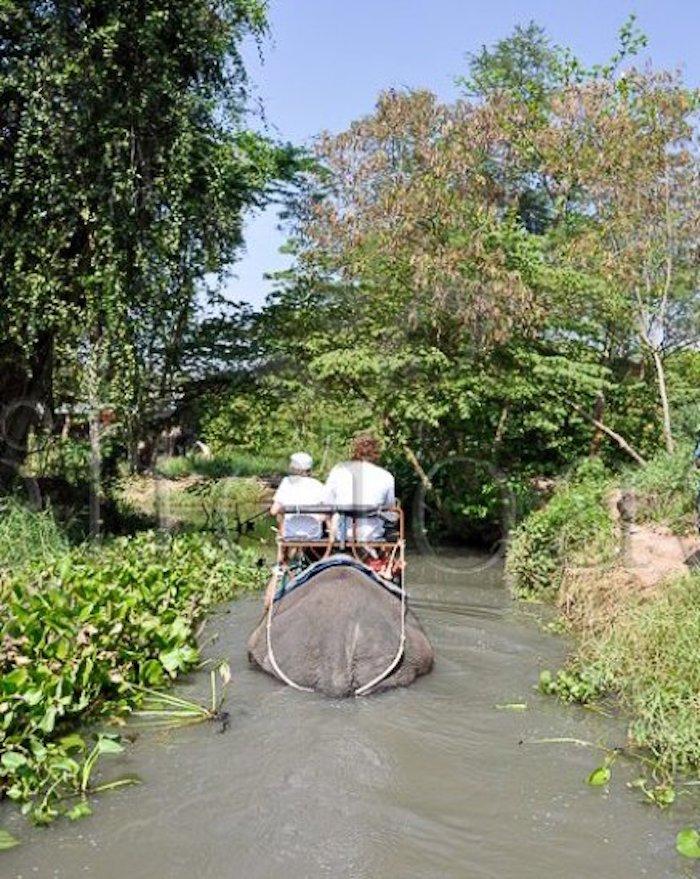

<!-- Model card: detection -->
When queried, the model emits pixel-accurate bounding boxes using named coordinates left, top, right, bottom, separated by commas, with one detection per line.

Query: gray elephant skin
left=247, top=564, right=435, bottom=697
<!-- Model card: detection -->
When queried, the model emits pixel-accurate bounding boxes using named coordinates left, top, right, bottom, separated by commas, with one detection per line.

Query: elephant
left=247, top=561, right=434, bottom=697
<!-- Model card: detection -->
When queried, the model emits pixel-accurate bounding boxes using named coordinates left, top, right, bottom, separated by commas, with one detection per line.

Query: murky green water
left=2, top=552, right=697, bottom=878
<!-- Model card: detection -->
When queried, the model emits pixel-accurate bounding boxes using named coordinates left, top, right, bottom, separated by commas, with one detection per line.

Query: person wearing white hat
left=270, top=452, right=325, bottom=541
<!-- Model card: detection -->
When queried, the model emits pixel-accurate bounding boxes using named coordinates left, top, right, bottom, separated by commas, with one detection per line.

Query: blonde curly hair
left=349, top=431, right=382, bottom=462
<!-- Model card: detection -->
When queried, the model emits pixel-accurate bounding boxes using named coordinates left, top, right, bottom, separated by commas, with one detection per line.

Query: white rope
left=354, top=572, right=407, bottom=697
left=265, top=556, right=407, bottom=698
left=265, top=571, right=314, bottom=693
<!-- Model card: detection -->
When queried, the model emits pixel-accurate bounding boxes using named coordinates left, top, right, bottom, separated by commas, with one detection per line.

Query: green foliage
left=0, top=500, right=67, bottom=573
left=506, top=459, right=615, bottom=599
left=677, top=828, right=700, bottom=859
left=544, top=573, right=700, bottom=777
left=0, top=507, right=265, bottom=824
left=582, top=575, right=700, bottom=775
left=0, top=0, right=301, bottom=479
left=514, top=448, right=700, bottom=779
left=624, top=444, right=696, bottom=534
left=154, top=451, right=286, bottom=481
left=538, top=666, right=609, bottom=704
left=214, top=21, right=698, bottom=543
left=459, top=16, right=647, bottom=104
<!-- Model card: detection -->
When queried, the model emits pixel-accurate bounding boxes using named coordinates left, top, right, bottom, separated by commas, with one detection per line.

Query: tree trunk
left=0, top=332, right=54, bottom=490
left=650, top=348, right=675, bottom=454
left=88, top=408, right=102, bottom=539
left=589, top=391, right=606, bottom=457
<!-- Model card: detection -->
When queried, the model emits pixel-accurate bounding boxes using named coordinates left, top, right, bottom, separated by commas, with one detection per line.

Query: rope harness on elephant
left=353, top=573, right=406, bottom=696
left=264, top=559, right=408, bottom=697
left=265, top=566, right=314, bottom=694
left=265, top=504, right=408, bottom=697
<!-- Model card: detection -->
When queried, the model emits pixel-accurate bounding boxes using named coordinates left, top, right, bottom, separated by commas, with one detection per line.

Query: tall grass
left=0, top=498, right=68, bottom=575
left=155, top=451, right=286, bottom=481
left=583, top=574, right=700, bottom=774
left=511, top=447, right=700, bottom=778
left=506, top=458, right=616, bottom=599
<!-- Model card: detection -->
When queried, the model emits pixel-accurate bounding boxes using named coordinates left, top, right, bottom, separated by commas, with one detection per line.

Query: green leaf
left=587, top=765, right=611, bottom=787
left=22, top=689, right=44, bottom=707
left=0, top=829, right=20, bottom=851
left=159, top=645, right=198, bottom=675
left=676, top=828, right=700, bottom=859
left=2, top=667, right=28, bottom=693
left=54, top=637, right=71, bottom=660
left=96, top=736, right=124, bottom=755
left=1, top=751, right=28, bottom=770
left=140, top=658, right=165, bottom=686
left=58, top=556, right=72, bottom=581
left=66, top=801, right=92, bottom=821
left=59, top=733, right=86, bottom=753
left=38, top=706, right=57, bottom=734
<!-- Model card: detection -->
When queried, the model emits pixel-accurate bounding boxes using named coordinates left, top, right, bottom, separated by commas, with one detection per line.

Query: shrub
left=624, top=443, right=696, bottom=534
left=506, top=458, right=615, bottom=599
left=153, top=455, right=192, bottom=479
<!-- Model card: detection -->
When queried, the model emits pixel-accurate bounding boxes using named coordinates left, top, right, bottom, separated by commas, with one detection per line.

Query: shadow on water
left=1, top=551, right=698, bottom=879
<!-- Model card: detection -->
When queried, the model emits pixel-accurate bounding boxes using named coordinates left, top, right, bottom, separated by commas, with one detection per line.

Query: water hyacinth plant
left=0, top=506, right=265, bottom=827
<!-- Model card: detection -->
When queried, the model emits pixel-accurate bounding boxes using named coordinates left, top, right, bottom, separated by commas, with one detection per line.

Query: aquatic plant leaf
left=0, top=522, right=266, bottom=826
left=59, top=734, right=86, bottom=753
left=1, top=752, right=27, bottom=771
left=2, top=668, right=28, bottom=693
left=676, top=828, right=700, bottom=859
left=38, top=707, right=57, bottom=734
left=587, top=765, right=611, bottom=786
left=96, top=736, right=124, bottom=755
left=90, top=776, right=141, bottom=795
left=0, top=829, right=20, bottom=850
left=160, top=646, right=198, bottom=675
left=140, top=659, right=165, bottom=686
left=22, top=689, right=44, bottom=707
left=66, top=801, right=92, bottom=821
left=218, top=662, right=232, bottom=686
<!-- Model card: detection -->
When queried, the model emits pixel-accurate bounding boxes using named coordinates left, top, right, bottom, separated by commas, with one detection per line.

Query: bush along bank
left=0, top=502, right=265, bottom=827
left=506, top=450, right=700, bottom=791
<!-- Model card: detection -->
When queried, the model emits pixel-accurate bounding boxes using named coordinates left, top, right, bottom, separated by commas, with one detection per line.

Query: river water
left=2, top=552, right=697, bottom=878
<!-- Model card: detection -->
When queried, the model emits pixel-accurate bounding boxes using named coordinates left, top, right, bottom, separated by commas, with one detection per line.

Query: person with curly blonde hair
left=324, top=431, right=397, bottom=542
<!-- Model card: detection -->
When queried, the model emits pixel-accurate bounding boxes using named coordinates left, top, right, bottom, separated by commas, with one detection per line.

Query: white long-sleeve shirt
left=324, top=460, right=396, bottom=540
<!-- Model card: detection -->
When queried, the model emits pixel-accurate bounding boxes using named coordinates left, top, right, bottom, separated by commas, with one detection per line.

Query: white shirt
left=273, top=475, right=325, bottom=539
left=324, top=460, right=396, bottom=541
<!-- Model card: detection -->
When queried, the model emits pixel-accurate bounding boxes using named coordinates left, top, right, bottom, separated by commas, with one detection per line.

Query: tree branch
left=568, top=401, right=646, bottom=466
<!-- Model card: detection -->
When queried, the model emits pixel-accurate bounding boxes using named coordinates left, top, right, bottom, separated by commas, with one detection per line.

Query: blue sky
left=227, top=0, right=700, bottom=309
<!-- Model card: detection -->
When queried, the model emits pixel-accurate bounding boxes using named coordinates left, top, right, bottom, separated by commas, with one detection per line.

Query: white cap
left=290, top=451, right=313, bottom=472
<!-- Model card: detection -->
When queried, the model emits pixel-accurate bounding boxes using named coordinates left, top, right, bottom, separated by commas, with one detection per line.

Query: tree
left=0, top=0, right=298, bottom=486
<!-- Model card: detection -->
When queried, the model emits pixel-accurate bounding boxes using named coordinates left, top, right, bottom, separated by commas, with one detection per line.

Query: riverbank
left=0, top=501, right=266, bottom=828
left=506, top=450, right=700, bottom=781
